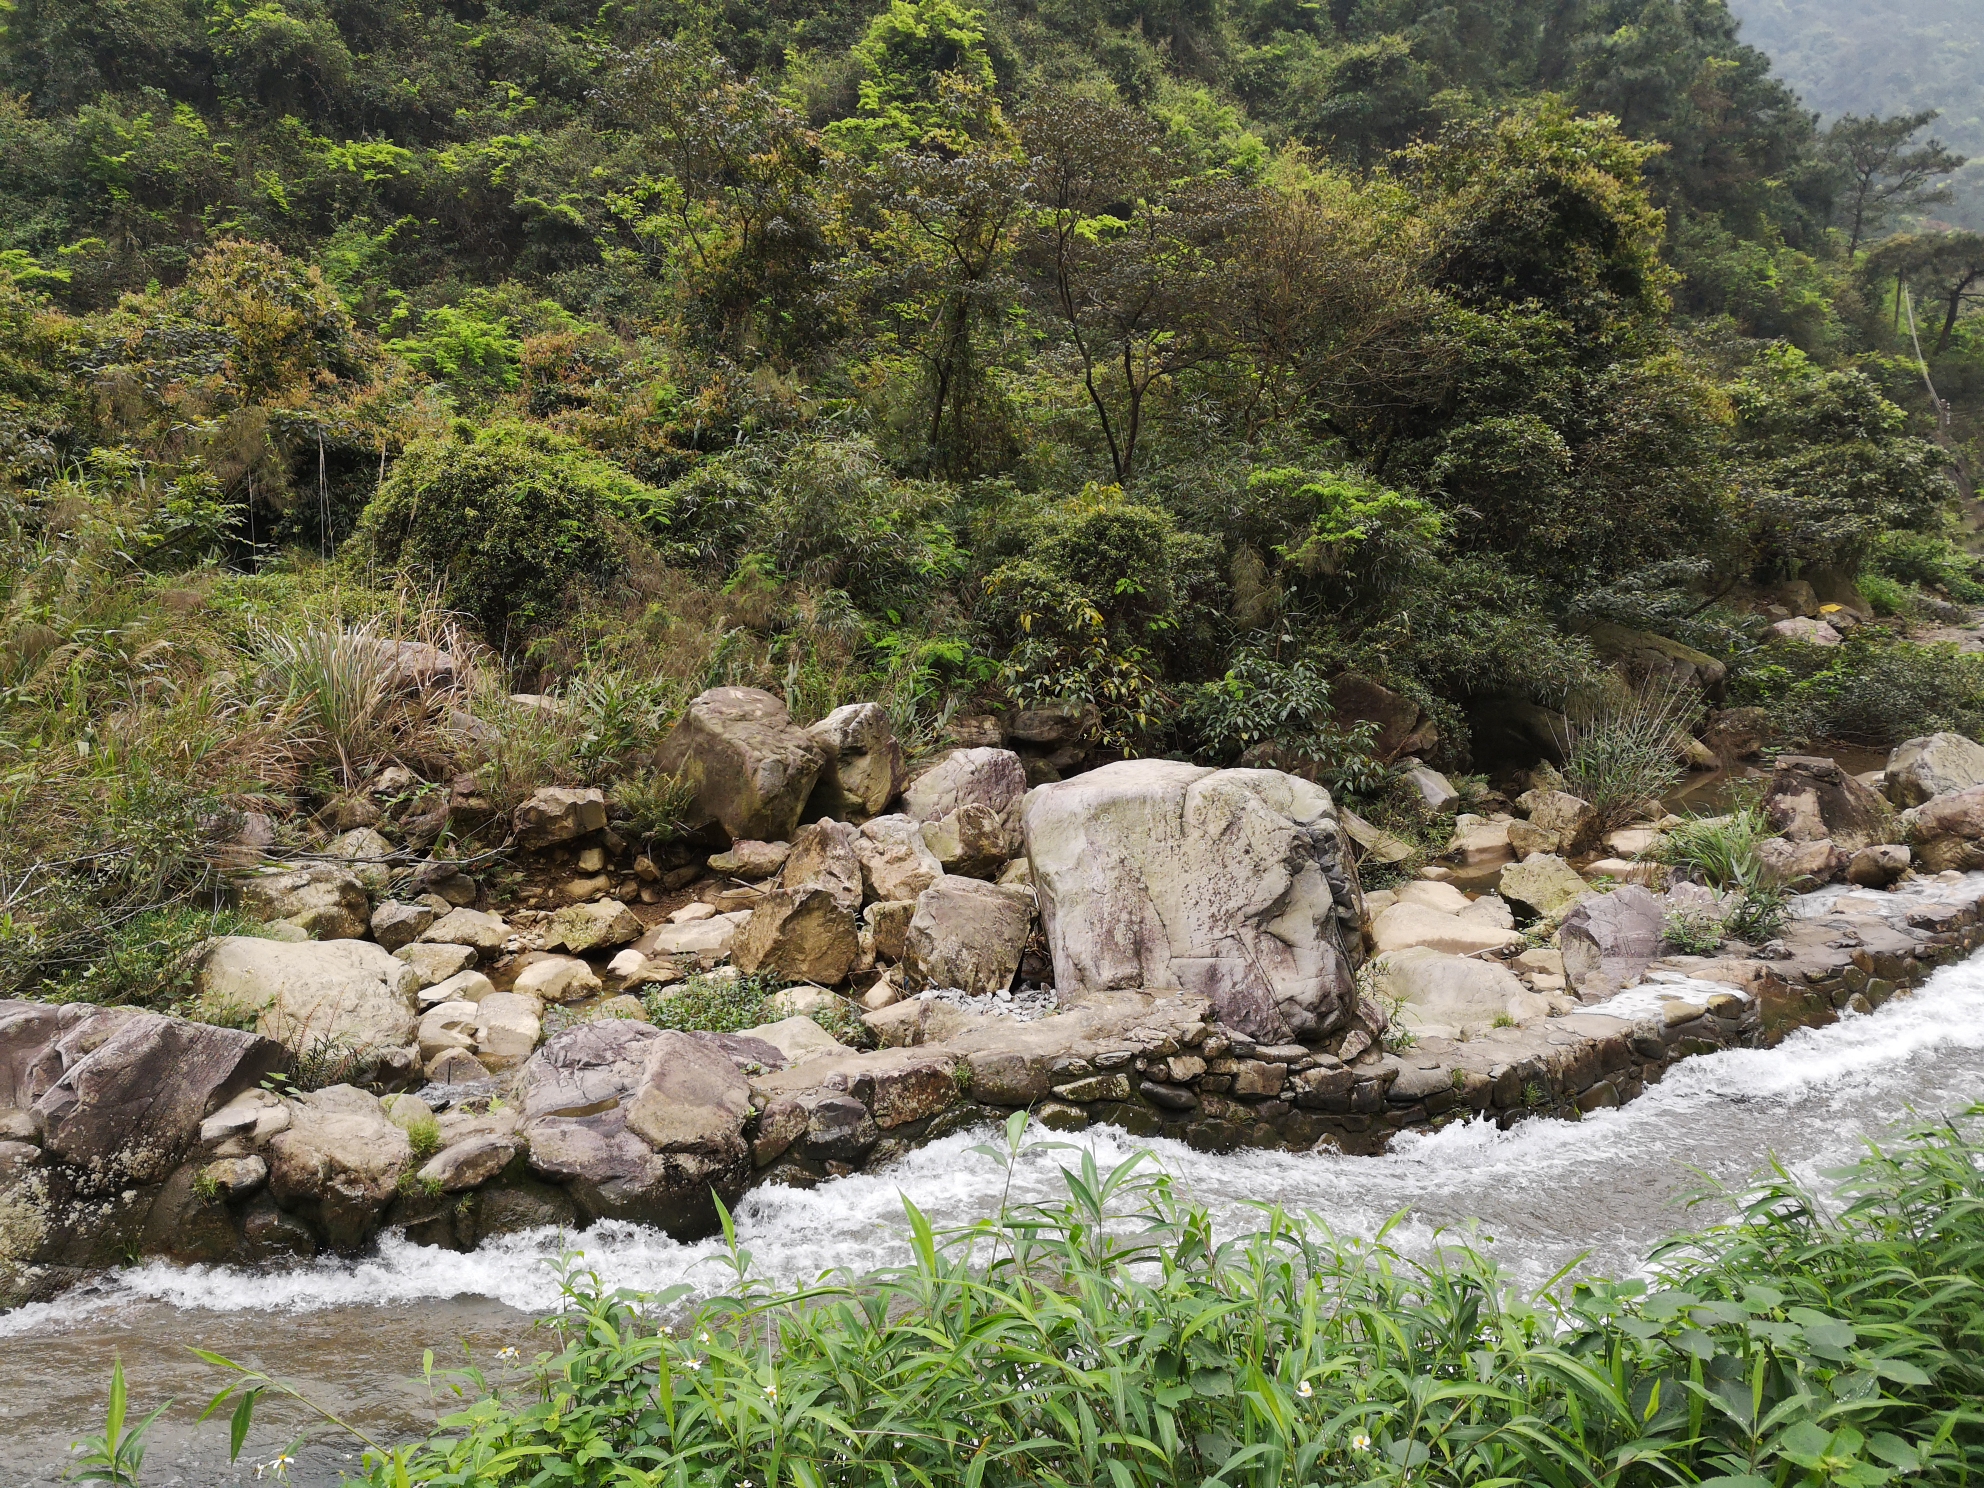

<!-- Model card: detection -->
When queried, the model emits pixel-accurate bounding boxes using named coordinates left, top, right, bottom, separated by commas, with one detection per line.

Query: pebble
left=915, top=985, right=1060, bottom=1022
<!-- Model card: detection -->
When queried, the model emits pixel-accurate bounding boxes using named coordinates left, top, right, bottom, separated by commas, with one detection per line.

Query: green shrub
left=1558, top=683, right=1694, bottom=828
left=352, top=422, right=667, bottom=642
left=642, top=971, right=785, bottom=1035
left=1867, top=530, right=1984, bottom=603
left=215, top=1108, right=1984, bottom=1488
left=1742, top=631, right=1984, bottom=747
left=1653, top=804, right=1788, bottom=942
left=1661, top=903, right=1725, bottom=954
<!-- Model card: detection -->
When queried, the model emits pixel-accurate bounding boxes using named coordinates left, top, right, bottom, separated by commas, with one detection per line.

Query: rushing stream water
left=8, top=950, right=1984, bottom=1486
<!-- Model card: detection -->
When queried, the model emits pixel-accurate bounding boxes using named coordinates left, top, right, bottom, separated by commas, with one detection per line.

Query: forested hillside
left=3, top=0, right=1984, bottom=995
left=1728, top=0, right=1984, bottom=227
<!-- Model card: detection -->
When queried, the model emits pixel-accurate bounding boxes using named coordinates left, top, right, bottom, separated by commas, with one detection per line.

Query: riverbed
left=8, top=950, right=1984, bottom=1486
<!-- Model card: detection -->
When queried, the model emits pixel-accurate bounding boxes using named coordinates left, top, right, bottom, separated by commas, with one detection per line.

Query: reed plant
left=1559, top=681, right=1698, bottom=829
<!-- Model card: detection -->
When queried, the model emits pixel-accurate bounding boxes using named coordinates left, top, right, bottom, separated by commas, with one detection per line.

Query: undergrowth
left=167, top=1108, right=1984, bottom=1488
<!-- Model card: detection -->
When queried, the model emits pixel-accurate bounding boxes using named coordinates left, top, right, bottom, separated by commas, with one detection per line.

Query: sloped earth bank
left=6, top=940, right=1984, bottom=1485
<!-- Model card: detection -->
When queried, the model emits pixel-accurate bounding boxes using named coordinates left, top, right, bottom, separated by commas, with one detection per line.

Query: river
left=7, top=950, right=1984, bottom=1486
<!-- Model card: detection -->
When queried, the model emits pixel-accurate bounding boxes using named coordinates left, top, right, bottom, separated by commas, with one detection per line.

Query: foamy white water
left=8, top=952, right=1984, bottom=1484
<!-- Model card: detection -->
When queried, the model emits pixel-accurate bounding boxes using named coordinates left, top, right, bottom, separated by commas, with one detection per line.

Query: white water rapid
left=8, top=949, right=1984, bottom=1485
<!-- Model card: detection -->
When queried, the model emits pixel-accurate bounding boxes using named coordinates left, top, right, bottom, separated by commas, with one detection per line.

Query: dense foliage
left=3, top=0, right=1984, bottom=990
left=163, top=1107, right=1984, bottom=1487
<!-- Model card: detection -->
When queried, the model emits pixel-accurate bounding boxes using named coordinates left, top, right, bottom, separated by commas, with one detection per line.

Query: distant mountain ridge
left=1727, top=0, right=1984, bottom=227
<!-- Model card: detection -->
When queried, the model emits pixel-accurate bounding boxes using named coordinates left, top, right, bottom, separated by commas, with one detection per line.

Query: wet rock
left=854, top=815, right=945, bottom=904
left=200, top=938, right=419, bottom=1079
left=1498, top=853, right=1589, bottom=921
left=419, top=1135, right=518, bottom=1192
left=780, top=820, right=865, bottom=913
left=201, top=1155, right=268, bottom=1198
left=1764, top=755, right=1890, bottom=853
left=964, top=1048, right=1050, bottom=1106
left=732, top=888, right=860, bottom=985
left=1024, top=759, right=1363, bottom=1044
left=905, top=748, right=1027, bottom=853
left=707, top=840, right=790, bottom=880
left=268, top=1085, right=412, bottom=1252
left=237, top=864, right=371, bottom=940
left=805, top=703, right=906, bottom=822
left=799, top=1093, right=878, bottom=1161
left=902, top=879, right=1033, bottom=997
left=513, top=787, right=608, bottom=850
left=1885, top=733, right=1984, bottom=809
left=657, top=687, right=828, bottom=844
left=1559, top=887, right=1664, bottom=996
left=542, top=898, right=641, bottom=954
left=1846, top=843, right=1911, bottom=889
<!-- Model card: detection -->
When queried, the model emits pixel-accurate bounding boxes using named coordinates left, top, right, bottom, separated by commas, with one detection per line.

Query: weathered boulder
left=863, top=900, right=917, bottom=962
left=855, top=816, right=944, bottom=903
left=732, top=888, right=860, bottom=985
left=1327, top=674, right=1438, bottom=763
left=542, top=898, right=642, bottom=953
left=1885, top=733, right=1984, bottom=809
left=1768, top=617, right=1841, bottom=647
left=707, top=840, right=790, bottom=880
left=1400, top=761, right=1460, bottom=812
left=657, top=687, right=827, bottom=844
left=1578, top=621, right=1727, bottom=699
left=901, top=879, right=1032, bottom=997
left=419, top=1135, right=518, bottom=1192
left=641, top=911, right=750, bottom=961
left=1846, top=843, right=1911, bottom=889
left=0, top=1001, right=93, bottom=1109
left=1510, top=790, right=1598, bottom=857
left=1900, top=784, right=1984, bottom=871
left=905, top=748, right=1027, bottom=852
left=418, top=907, right=510, bottom=954
left=780, top=820, right=865, bottom=913
left=370, top=901, right=436, bottom=952
left=1445, top=817, right=1514, bottom=865
left=199, top=938, right=419, bottom=1078
left=518, top=1022, right=750, bottom=1233
left=1559, top=887, right=1664, bottom=995
left=237, top=865, right=371, bottom=940
left=394, top=941, right=476, bottom=987
left=1758, top=836, right=1843, bottom=887
left=622, top=1031, right=751, bottom=1158
left=1368, top=902, right=1524, bottom=956
left=1704, top=707, right=1770, bottom=760
left=739, top=1016, right=847, bottom=1066
left=918, top=802, right=1009, bottom=878
left=805, top=703, right=905, bottom=822
left=1372, top=950, right=1544, bottom=1037
left=1764, top=755, right=1889, bottom=853
left=473, top=993, right=542, bottom=1063
left=1498, top=853, right=1590, bottom=921
left=513, top=786, right=607, bottom=850
left=417, top=1001, right=480, bottom=1062
left=27, top=1010, right=283, bottom=1184
left=511, top=956, right=602, bottom=1004
left=1024, top=760, right=1363, bottom=1043
left=268, top=1085, right=412, bottom=1251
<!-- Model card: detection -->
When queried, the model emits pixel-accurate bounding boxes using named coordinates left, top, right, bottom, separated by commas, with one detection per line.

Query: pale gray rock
left=1023, top=759, right=1363, bottom=1043
left=657, top=687, right=827, bottom=844
left=805, top=703, right=906, bottom=821
left=513, top=786, right=607, bottom=849
left=323, top=827, right=395, bottom=893
left=1885, top=733, right=1984, bottom=809
left=237, top=864, right=371, bottom=940
left=904, top=748, right=1027, bottom=852
left=901, top=879, right=1033, bottom=998
left=855, top=815, right=944, bottom=903
left=1559, top=887, right=1665, bottom=995
left=418, top=907, right=510, bottom=953
left=370, top=900, right=436, bottom=952
left=200, top=937, right=419, bottom=1078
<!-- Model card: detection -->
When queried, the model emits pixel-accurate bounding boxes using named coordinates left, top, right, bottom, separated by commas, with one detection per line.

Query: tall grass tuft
left=255, top=620, right=401, bottom=785
left=1559, top=681, right=1698, bottom=828
left=1653, top=801, right=1788, bottom=941
left=180, top=1107, right=1984, bottom=1488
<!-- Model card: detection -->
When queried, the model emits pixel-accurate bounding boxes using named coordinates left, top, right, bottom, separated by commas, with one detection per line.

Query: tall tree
left=1827, top=110, right=1966, bottom=256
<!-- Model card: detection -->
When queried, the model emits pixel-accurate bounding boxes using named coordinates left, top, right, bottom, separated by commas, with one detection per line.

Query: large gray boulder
left=517, top=1023, right=751, bottom=1234
left=901, top=879, right=1033, bottom=997
left=1559, top=887, right=1663, bottom=996
left=199, top=937, right=420, bottom=1079
left=1900, top=784, right=1984, bottom=871
left=656, top=687, right=827, bottom=844
left=1372, top=950, right=1544, bottom=1038
left=1764, top=755, right=1889, bottom=854
left=1023, top=760, right=1363, bottom=1043
left=267, top=1085, right=411, bottom=1251
left=1885, top=733, right=1984, bottom=809
left=905, top=748, right=1028, bottom=853
left=805, top=703, right=905, bottom=822
left=236, top=864, right=371, bottom=939
left=25, top=1009, right=283, bottom=1184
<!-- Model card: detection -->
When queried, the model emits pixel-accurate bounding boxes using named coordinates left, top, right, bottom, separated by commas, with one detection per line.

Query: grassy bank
left=111, top=1106, right=1984, bottom=1487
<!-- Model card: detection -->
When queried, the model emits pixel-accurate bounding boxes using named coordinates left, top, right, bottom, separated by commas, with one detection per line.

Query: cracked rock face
left=1022, top=760, right=1364, bottom=1044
